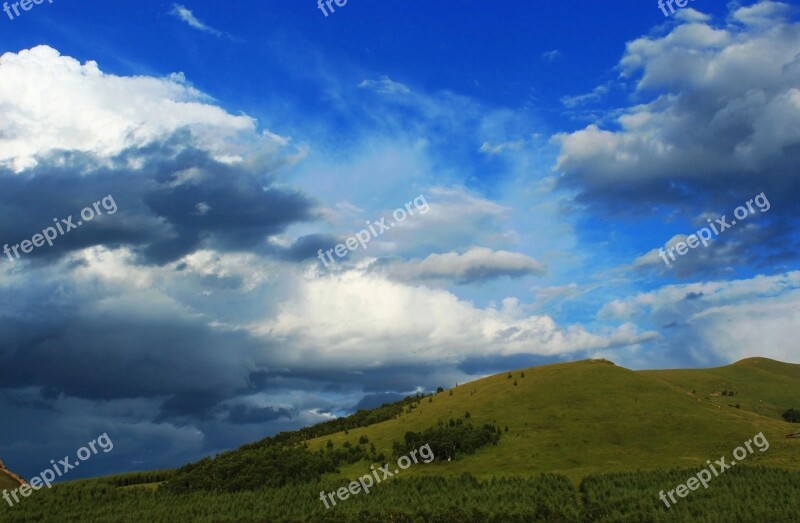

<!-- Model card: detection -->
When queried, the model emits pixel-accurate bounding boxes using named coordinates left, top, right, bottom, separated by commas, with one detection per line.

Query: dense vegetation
left=3, top=467, right=799, bottom=522
left=167, top=443, right=371, bottom=493
left=580, top=466, right=800, bottom=522
left=782, top=408, right=800, bottom=423
left=392, top=418, right=501, bottom=461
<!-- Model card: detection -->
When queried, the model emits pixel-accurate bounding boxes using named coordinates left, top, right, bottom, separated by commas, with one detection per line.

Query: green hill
left=3, top=357, right=800, bottom=522
left=301, top=358, right=800, bottom=482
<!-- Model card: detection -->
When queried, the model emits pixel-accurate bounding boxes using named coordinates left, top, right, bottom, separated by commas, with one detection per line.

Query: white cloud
left=597, top=271, right=800, bottom=363
left=0, top=46, right=255, bottom=172
left=560, top=84, right=610, bottom=108
left=254, top=271, right=656, bottom=367
left=169, top=4, right=223, bottom=36
left=358, top=75, right=411, bottom=95
left=479, top=140, right=523, bottom=155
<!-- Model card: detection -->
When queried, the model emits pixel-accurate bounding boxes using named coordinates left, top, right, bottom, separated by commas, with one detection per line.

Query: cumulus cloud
left=0, top=46, right=317, bottom=266
left=555, top=2, right=800, bottom=210
left=0, top=46, right=255, bottom=172
left=371, top=247, right=546, bottom=284
left=255, top=271, right=656, bottom=367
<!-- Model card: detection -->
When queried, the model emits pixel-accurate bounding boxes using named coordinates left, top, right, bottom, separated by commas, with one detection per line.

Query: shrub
left=783, top=408, right=800, bottom=423
left=392, top=420, right=502, bottom=461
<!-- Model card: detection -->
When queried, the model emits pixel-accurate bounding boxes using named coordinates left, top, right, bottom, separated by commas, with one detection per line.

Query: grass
left=306, top=358, right=800, bottom=483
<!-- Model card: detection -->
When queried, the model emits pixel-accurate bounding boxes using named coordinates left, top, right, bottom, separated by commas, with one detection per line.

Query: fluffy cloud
left=0, top=47, right=318, bottom=266
left=555, top=2, right=800, bottom=209
left=255, top=271, right=656, bottom=367
left=0, top=46, right=259, bottom=172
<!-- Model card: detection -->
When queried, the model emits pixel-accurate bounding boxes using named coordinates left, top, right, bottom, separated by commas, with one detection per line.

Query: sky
left=1, top=0, right=799, bottom=480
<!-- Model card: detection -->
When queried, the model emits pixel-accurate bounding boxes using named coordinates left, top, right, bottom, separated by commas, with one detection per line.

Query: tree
left=783, top=408, right=800, bottom=423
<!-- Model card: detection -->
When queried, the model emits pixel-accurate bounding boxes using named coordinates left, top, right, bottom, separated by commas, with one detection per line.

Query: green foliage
left=392, top=420, right=500, bottom=461
left=166, top=443, right=369, bottom=493
left=105, top=470, right=174, bottom=487
left=783, top=408, right=800, bottom=423
left=580, top=466, right=800, bottom=522
left=0, top=473, right=581, bottom=522
left=5, top=467, right=800, bottom=522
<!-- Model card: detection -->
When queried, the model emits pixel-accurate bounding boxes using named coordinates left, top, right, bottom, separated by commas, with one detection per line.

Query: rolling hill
left=2, top=357, right=799, bottom=522
left=301, top=357, right=800, bottom=482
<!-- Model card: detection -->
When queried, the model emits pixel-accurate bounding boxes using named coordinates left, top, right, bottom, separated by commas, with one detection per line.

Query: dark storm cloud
left=226, top=404, right=293, bottom=424
left=353, top=392, right=407, bottom=410
left=275, top=233, right=342, bottom=262
left=0, top=132, right=319, bottom=266
left=0, top=291, right=263, bottom=409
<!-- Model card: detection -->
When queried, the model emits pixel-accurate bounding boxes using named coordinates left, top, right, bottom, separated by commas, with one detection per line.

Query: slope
left=305, top=358, right=800, bottom=482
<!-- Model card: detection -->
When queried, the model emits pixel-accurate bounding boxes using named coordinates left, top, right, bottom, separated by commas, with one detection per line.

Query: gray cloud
left=0, top=135, right=318, bottom=267
left=369, top=247, right=546, bottom=284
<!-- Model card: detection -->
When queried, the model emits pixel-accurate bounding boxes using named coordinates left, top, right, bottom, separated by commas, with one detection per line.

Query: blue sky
left=1, top=0, right=799, bottom=480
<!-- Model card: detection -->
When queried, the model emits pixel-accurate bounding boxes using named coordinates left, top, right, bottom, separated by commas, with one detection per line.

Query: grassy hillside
left=3, top=357, right=800, bottom=522
left=305, top=358, right=800, bottom=482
